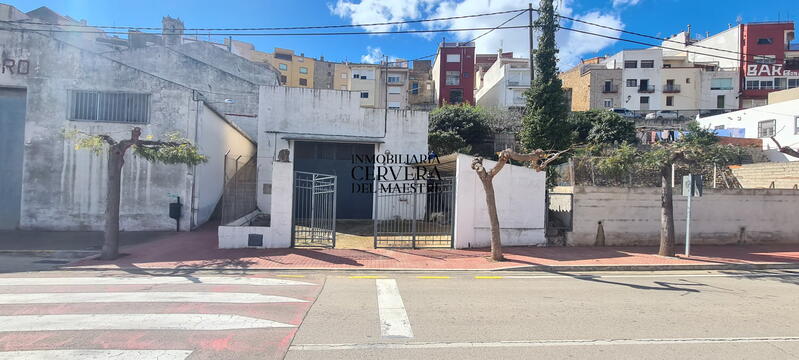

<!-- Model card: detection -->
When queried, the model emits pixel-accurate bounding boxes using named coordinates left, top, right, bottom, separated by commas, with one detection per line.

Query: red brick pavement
left=69, top=225, right=799, bottom=271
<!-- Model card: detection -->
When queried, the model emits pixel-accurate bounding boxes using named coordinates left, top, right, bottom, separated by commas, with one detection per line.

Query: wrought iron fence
left=220, top=154, right=258, bottom=225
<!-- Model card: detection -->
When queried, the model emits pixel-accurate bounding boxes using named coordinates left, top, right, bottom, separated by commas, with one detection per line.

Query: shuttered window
left=68, top=91, right=150, bottom=124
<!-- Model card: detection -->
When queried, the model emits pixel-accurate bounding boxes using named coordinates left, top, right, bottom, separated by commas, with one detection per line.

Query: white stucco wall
left=195, top=104, right=256, bottom=227
left=453, top=154, right=546, bottom=249
left=566, top=186, right=799, bottom=246
left=698, top=99, right=799, bottom=162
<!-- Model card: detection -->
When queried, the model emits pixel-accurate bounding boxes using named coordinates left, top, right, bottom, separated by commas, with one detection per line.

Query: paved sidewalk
left=66, top=226, right=799, bottom=271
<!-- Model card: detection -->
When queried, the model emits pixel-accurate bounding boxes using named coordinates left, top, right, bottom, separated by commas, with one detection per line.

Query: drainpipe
left=189, top=91, right=202, bottom=230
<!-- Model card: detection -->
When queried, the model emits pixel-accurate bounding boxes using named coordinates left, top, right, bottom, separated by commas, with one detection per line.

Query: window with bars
left=758, top=119, right=776, bottom=138
left=68, top=91, right=150, bottom=124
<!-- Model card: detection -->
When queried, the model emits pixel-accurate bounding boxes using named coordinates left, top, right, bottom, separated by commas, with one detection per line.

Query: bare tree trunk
left=101, top=146, right=124, bottom=260
left=478, top=176, right=503, bottom=261
left=658, top=164, right=675, bottom=257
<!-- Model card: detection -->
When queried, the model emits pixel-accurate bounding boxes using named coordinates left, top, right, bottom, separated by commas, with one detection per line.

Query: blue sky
left=6, top=0, right=797, bottom=69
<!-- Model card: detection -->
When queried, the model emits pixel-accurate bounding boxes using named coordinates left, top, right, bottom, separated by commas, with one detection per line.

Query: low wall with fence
left=564, top=186, right=799, bottom=246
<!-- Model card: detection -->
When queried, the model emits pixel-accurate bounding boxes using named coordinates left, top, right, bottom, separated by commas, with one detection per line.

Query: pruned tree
left=770, top=137, right=799, bottom=159
left=65, top=127, right=207, bottom=260
left=471, top=148, right=570, bottom=261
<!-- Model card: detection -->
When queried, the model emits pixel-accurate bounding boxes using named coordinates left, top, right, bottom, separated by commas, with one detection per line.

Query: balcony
left=662, top=84, right=681, bottom=93
left=601, top=85, right=618, bottom=93
left=638, top=85, right=655, bottom=93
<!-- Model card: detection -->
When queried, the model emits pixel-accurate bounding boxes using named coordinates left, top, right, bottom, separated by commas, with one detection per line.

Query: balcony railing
left=638, top=85, right=655, bottom=93
left=601, top=85, right=618, bottom=93
left=662, top=84, right=681, bottom=93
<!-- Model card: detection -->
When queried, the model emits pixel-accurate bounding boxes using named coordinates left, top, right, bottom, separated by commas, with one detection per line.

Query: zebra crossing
left=0, top=273, right=323, bottom=360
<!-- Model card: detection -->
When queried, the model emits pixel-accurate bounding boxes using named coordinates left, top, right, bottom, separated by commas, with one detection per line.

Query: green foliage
left=428, top=130, right=471, bottom=156
left=64, top=129, right=107, bottom=155
left=593, top=142, right=639, bottom=178
left=520, top=0, right=570, bottom=152
left=680, top=121, right=719, bottom=147
left=567, top=110, right=636, bottom=145
left=428, top=103, right=491, bottom=156
left=133, top=132, right=207, bottom=166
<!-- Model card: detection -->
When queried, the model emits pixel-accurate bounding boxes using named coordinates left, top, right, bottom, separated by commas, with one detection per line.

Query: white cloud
left=612, top=0, right=641, bottom=8
left=330, top=0, right=636, bottom=69
left=360, top=46, right=398, bottom=64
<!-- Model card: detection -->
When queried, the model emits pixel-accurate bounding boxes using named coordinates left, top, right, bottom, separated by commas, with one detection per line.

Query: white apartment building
left=598, top=48, right=738, bottom=117
left=475, top=55, right=531, bottom=109
left=384, top=63, right=410, bottom=110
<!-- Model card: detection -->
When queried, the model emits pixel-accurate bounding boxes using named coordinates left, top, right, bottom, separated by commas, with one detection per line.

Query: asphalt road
left=0, top=269, right=798, bottom=359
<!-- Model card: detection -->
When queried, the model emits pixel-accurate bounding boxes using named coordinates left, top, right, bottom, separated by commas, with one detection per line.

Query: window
left=278, top=63, right=288, bottom=71
left=446, top=54, right=461, bottom=63
left=758, top=119, right=776, bottom=138
left=716, top=95, right=725, bottom=109
left=624, top=60, right=637, bottom=68
left=388, top=86, right=401, bottom=94
left=360, top=92, right=369, bottom=99
left=710, top=78, right=733, bottom=90
left=754, top=55, right=776, bottom=64
left=388, top=101, right=401, bottom=109
left=299, top=67, right=308, bottom=74
left=411, top=81, right=419, bottom=95
left=686, top=78, right=691, bottom=84
left=795, top=116, right=799, bottom=135
left=449, top=89, right=464, bottom=104
left=68, top=91, right=150, bottom=124
left=280, top=75, right=287, bottom=83
left=775, top=78, right=787, bottom=90
left=274, top=53, right=292, bottom=61
left=353, top=74, right=360, bottom=79
left=715, top=125, right=725, bottom=130
left=666, top=96, right=674, bottom=106
left=603, top=98, right=613, bottom=108
left=340, top=73, right=346, bottom=79
left=387, top=75, right=401, bottom=83
left=760, top=80, right=774, bottom=90
left=663, top=64, right=672, bottom=68
left=641, top=60, right=654, bottom=68
left=604, top=80, right=612, bottom=91
left=790, top=79, right=799, bottom=89
left=626, top=79, right=638, bottom=87
left=756, top=38, right=773, bottom=45
left=746, top=80, right=759, bottom=89
left=299, top=78, right=307, bottom=86
left=446, top=71, right=460, bottom=86
left=640, top=96, right=649, bottom=104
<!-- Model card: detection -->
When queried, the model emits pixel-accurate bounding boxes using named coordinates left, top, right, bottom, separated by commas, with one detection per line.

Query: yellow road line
left=474, top=276, right=504, bottom=279
left=416, top=276, right=451, bottom=279
left=275, top=275, right=306, bottom=278
left=349, top=276, right=386, bottom=279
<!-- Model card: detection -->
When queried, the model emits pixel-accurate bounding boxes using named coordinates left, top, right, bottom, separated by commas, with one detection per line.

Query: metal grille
left=374, top=177, right=455, bottom=249
left=68, top=90, right=150, bottom=123
left=292, top=172, right=337, bottom=248
left=220, top=155, right=257, bottom=225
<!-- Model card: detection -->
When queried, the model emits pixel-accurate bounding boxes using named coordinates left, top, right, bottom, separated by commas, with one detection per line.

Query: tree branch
left=771, top=136, right=799, bottom=159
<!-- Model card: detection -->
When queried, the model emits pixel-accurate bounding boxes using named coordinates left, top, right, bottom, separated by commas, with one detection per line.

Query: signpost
left=682, top=174, right=703, bottom=256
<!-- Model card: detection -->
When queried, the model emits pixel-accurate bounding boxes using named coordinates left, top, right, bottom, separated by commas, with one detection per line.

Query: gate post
left=411, top=185, right=418, bottom=249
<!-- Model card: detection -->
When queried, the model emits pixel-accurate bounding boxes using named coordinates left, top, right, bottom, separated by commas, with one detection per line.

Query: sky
left=6, top=0, right=797, bottom=70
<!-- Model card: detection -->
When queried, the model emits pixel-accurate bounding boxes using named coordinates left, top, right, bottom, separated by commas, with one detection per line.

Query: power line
left=5, top=9, right=526, bottom=31
left=467, top=9, right=527, bottom=43
left=0, top=24, right=531, bottom=37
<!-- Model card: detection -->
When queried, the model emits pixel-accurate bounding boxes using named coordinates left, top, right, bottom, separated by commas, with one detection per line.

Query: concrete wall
left=195, top=104, right=256, bottom=226
left=588, top=69, right=622, bottom=110
left=453, top=154, right=546, bottom=249
left=566, top=186, right=799, bottom=246
left=106, top=43, right=277, bottom=138
left=769, top=87, right=799, bottom=104
left=698, top=99, right=799, bottom=162
left=0, top=29, right=196, bottom=231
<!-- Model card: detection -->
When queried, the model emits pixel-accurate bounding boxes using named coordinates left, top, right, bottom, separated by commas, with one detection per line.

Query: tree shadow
left=545, top=270, right=711, bottom=294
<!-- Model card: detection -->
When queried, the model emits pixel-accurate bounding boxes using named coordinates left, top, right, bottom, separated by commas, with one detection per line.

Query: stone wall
left=731, top=162, right=799, bottom=189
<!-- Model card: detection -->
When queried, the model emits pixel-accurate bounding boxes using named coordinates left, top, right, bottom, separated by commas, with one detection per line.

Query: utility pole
left=528, top=3, right=535, bottom=84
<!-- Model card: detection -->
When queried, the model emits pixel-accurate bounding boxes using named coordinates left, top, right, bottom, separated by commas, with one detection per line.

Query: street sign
left=682, top=174, right=702, bottom=257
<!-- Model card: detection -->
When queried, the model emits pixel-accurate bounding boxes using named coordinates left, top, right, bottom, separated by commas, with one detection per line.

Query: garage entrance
left=0, top=88, right=27, bottom=229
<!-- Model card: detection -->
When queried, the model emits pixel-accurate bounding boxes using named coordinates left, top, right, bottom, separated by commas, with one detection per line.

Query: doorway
left=0, top=88, right=27, bottom=229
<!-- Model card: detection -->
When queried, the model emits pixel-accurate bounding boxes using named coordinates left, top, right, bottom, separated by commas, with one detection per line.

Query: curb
left=61, top=262, right=799, bottom=273
left=0, top=250, right=98, bottom=259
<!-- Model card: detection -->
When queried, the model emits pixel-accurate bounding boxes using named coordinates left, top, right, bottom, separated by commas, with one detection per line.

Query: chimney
left=320, top=55, right=324, bottom=61
left=162, top=16, right=184, bottom=46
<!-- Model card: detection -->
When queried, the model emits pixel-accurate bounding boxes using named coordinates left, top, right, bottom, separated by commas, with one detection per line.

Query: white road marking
left=0, top=292, right=307, bottom=304
left=375, top=279, right=413, bottom=338
left=0, top=314, right=295, bottom=331
left=290, top=336, right=799, bottom=351
left=0, top=349, right=192, bottom=360
left=503, top=273, right=799, bottom=279
left=0, top=276, right=314, bottom=286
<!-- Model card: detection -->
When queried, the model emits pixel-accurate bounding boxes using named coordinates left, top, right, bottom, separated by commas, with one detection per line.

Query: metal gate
left=374, top=177, right=455, bottom=248
left=292, top=171, right=337, bottom=247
